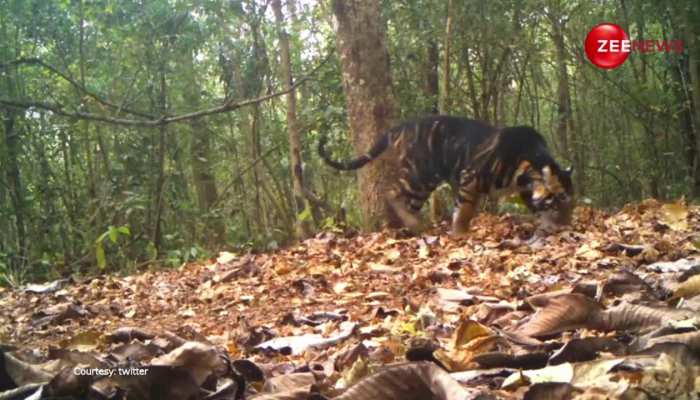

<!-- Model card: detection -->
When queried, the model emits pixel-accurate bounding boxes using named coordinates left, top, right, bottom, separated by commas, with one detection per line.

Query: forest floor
left=1, top=199, right=700, bottom=399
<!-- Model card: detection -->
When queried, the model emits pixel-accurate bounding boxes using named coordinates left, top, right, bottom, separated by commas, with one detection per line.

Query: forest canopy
left=1, top=0, right=699, bottom=283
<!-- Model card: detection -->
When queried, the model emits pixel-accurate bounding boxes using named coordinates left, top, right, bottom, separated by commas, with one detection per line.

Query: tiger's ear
left=563, top=165, right=573, bottom=176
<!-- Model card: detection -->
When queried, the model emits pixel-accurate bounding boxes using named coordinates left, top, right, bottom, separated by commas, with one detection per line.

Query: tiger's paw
left=451, top=226, right=470, bottom=237
left=451, top=206, right=474, bottom=237
left=403, top=218, right=428, bottom=235
left=450, top=218, right=471, bottom=237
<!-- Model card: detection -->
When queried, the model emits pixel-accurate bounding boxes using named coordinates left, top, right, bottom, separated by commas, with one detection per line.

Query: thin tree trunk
left=439, top=0, right=453, bottom=114
left=478, top=3, right=491, bottom=123
left=1, top=26, right=27, bottom=267
left=463, top=45, right=480, bottom=118
left=551, top=16, right=571, bottom=154
left=94, top=124, right=112, bottom=184
left=58, top=129, right=76, bottom=261
left=152, top=60, right=167, bottom=253
left=31, top=126, right=56, bottom=256
left=424, top=36, right=442, bottom=221
left=332, top=0, right=399, bottom=229
left=250, top=105, right=267, bottom=233
left=79, top=0, right=99, bottom=236
left=184, top=48, right=225, bottom=246
left=2, top=115, right=26, bottom=265
left=272, top=0, right=312, bottom=238
left=685, top=17, right=700, bottom=196
left=248, top=12, right=270, bottom=236
left=260, top=149, right=294, bottom=225
left=425, top=40, right=439, bottom=115
left=228, top=53, right=256, bottom=237
left=227, top=114, right=252, bottom=238
left=550, top=14, right=583, bottom=193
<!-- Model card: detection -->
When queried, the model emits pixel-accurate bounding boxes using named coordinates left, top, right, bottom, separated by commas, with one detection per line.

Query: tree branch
left=214, top=143, right=285, bottom=208
left=0, top=58, right=154, bottom=119
left=0, top=54, right=330, bottom=127
left=302, top=187, right=333, bottom=212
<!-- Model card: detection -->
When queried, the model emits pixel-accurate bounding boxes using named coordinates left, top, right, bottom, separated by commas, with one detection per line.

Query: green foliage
left=497, top=196, right=529, bottom=215
left=165, top=245, right=208, bottom=268
left=0, top=253, right=15, bottom=287
left=95, top=226, right=131, bottom=270
left=320, top=216, right=346, bottom=233
left=297, top=205, right=313, bottom=223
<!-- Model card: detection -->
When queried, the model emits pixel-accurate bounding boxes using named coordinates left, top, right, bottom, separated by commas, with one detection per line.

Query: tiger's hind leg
left=452, top=179, right=481, bottom=236
left=429, top=184, right=452, bottom=225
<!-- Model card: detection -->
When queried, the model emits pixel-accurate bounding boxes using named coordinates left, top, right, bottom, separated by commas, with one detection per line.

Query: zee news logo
left=584, top=23, right=685, bottom=70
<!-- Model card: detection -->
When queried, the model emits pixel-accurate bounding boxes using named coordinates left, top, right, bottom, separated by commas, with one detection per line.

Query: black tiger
left=318, top=115, right=574, bottom=235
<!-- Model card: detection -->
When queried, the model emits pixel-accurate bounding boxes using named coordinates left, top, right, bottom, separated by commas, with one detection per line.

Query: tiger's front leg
left=452, top=180, right=481, bottom=236
left=385, top=185, right=429, bottom=233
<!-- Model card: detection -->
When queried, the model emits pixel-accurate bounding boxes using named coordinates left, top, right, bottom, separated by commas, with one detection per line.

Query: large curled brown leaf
left=516, top=294, right=603, bottom=338
left=590, top=302, right=695, bottom=332
left=335, top=362, right=482, bottom=400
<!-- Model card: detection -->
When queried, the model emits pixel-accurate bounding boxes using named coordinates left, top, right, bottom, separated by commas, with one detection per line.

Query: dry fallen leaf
left=337, top=362, right=479, bottom=400
left=150, top=341, right=225, bottom=386
left=661, top=201, right=689, bottom=231
left=59, top=330, right=102, bottom=352
left=2, top=200, right=700, bottom=399
left=517, top=293, right=603, bottom=338
left=575, top=243, right=603, bottom=261
left=673, top=274, right=700, bottom=300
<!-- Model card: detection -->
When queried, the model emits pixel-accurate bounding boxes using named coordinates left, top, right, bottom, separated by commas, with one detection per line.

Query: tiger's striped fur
left=318, top=115, right=573, bottom=234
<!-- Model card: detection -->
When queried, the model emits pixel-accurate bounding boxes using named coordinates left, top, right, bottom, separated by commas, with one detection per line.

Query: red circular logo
left=585, top=23, right=630, bottom=69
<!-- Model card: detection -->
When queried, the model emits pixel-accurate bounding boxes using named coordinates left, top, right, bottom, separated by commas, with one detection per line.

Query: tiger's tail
left=318, top=133, right=391, bottom=170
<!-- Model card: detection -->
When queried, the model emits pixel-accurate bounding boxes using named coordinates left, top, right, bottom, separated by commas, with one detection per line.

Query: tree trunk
left=272, top=0, right=312, bottom=239
left=184, top=48, right=225, bottom=246
left=94, top=124, right=112, bottom=184
left=249, top=106, right=267, bottom=233
left=152, top=59, right=167, bottom=253
left=332, top=0, right=399, bottom=229
left=551, top=17, right=571, bottom=154
left=1, top=39, right=27, bottom=267
left=79, top=0, right=100, bottom=240
left=550, top=14, right=583, bottom=194
left=463, top=44, right=480, bottom=118
left=423, top=38, right=442, bottom=221
left=2, top=115, right=27, bottom=264
left=664, top=8, right=699, bottom=198
left=685, top=16, right=700, bottom=197
left=31, top=127, right=58, bottom=256
left=58, top=128, right=77, bottom=262
left=439, top=0, right=453, bottom=114
left=248, top=12, right=271, bottom=236
left=424, top=40, right=439, bottom=115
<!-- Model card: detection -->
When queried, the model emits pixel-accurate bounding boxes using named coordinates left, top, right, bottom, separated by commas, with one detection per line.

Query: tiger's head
left=514, top=161, right=574, bottom=225
left=472, top=126, right=575, bottom=226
